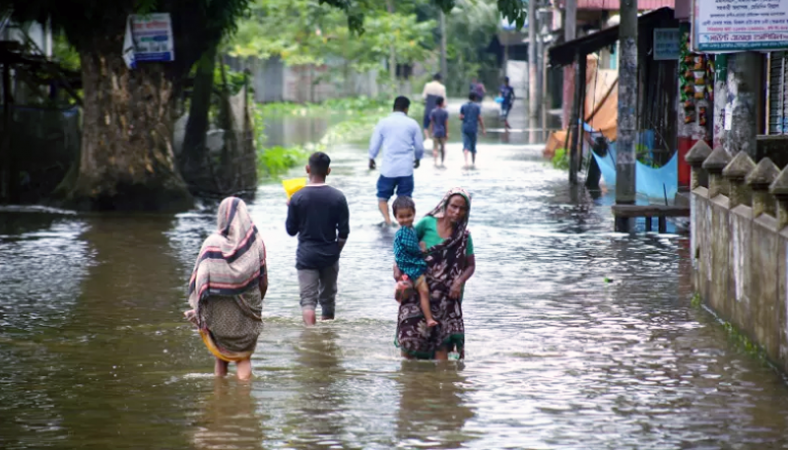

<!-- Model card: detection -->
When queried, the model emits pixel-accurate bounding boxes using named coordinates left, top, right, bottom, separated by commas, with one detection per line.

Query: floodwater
left=3, top=106, right=788, bottom=449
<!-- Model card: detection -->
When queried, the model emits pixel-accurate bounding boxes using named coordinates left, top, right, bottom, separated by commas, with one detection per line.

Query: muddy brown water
left=2, top=111, right=788, bottom=449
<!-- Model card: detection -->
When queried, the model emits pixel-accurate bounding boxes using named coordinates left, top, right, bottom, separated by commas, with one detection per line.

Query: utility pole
left=615, top=0, right=637, bottom=232
left=562, top=0, right=577, bottom=130
left=528, top=0, right=538, bottom=143
left=439, top=10, right=448, bottom=82
left=727, top=52, right=762, bottom=156
left=537, top=8, right=546, bottom=141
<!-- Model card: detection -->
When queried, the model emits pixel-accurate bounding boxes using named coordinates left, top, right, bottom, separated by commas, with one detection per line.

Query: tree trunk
left=180, top=42, right=218, bottom=190
left=68, top=38, right=193, bottom=211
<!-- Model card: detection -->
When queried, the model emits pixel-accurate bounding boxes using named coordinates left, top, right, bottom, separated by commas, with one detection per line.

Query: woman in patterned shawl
left=185, top=197, right=268, bottom=380
left=395, top=187, right=476, bottom=360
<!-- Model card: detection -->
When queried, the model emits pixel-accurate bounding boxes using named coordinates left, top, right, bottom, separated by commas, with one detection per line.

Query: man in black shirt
left=286, top=152, right=350, bottom=326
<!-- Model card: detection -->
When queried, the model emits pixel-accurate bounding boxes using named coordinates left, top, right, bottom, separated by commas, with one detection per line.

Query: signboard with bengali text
left=122, top=13, right=175, bottom=68
left=692, top=0, right=788, bottom=52
left=654, top=28, right=680, bottom=60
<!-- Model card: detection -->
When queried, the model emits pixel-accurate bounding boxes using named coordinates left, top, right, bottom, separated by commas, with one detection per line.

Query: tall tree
left=229, top=0, right=434, bottom=91
left=9, top=0, right=525, bottom=211
left=11, top=0, right=250, bottom=211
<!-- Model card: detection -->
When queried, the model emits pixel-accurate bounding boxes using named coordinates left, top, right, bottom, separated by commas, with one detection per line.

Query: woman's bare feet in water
left=183, top=309, right=198, bottom=325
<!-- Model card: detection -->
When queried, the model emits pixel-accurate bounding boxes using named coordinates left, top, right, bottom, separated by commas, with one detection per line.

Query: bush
left=256, top=146, right=309, bottom=178
left=552, top=148, right=569, bottom=170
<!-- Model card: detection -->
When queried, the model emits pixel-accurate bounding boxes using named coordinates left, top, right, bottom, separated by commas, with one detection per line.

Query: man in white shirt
left=368, top=96, right=425, bottom=226
left=421, top=73, right=447, bottom=139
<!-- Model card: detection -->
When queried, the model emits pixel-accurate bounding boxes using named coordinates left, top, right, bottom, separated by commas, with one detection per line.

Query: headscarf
left=425, top=187, right=471, bottom=253
left=187, top=197, right=266, bottom=312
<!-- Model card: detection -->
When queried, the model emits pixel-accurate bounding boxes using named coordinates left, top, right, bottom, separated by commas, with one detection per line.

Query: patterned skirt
left=395, top=235, right=468, bottom=359
left=199, top=287, right=263, bottom=362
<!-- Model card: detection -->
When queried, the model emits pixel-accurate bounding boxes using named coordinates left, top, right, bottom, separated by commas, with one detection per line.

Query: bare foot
left=302, top=309, right=316, bottom=327
left=426, top=319, right=438, bottom=327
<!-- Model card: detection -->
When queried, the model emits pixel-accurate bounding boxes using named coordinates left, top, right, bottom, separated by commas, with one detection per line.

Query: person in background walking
left=369, top=96, right=425, bottom=226
left=428, top=96, right=449, bottom=167
left=499, top=76, right=515, bottom=130
left=470, top=77, right=486, bottom=103
left=460, top=92, right=486, bottom=169
left=421, top=73, right=446, bottom=140
left=286, top=152, right=350, bottom=326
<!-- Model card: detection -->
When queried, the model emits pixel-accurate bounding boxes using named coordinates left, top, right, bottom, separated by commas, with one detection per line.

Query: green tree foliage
left=228, top=0, right=435, bottom=73
left=319, top=0, right=526, bottom=33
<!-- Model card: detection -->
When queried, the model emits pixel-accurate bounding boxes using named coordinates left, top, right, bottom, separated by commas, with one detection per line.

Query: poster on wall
left=654, top=28, right=680, bottom=60
left=122, top=13, right=175, bottom=69
left=692, top=0, right=788, bottom=52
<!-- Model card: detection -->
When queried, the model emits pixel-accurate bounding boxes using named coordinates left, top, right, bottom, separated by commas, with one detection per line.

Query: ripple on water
left=2, top=126, right=788, bottom=449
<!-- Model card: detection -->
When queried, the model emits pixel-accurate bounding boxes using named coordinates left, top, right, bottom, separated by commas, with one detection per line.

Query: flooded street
left=3, top=108, right=788, bottom=449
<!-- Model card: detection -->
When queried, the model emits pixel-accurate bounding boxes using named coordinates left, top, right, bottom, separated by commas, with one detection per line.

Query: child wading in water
left=429, top=96, right=449, bottom=167
left=460, top=92, right=486, bottom=169
left=392, top=196, right=437, bottom=327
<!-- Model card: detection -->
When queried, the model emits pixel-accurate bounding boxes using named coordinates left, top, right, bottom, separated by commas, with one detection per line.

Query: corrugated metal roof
left=559, top=0, right=675, bottom=9
left=548, top=7, right=676, bottom=66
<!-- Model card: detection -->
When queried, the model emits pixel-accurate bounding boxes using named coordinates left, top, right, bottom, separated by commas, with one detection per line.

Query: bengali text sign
left=693, top=0, right=788, bottom=52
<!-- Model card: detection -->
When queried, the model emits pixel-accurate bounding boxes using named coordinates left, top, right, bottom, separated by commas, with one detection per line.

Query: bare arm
left=449, top=255, right=476, bottom=299
left=478, top=116, right=486, bottom=135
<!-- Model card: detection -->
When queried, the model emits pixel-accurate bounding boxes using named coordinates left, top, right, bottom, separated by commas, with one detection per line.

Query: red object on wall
left=677, top=137, right=692, bottom=190
left=677, top=136, right=711, bottom=190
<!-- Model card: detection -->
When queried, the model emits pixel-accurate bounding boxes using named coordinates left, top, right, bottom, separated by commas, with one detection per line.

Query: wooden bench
left=611, top=205, right=690, bottom=233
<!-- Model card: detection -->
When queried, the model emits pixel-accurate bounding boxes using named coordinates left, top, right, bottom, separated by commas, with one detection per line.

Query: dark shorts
left=423, top=107, right=435, bottom=129
left=377, top=175, right=414, bottom=201
left=462, top=131, right=478, bottom=153
left=501, top=103, right=512, bottom=119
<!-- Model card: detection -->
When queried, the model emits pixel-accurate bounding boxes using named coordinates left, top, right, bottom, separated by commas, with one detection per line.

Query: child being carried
left=392, top=196, right=438, bottom=327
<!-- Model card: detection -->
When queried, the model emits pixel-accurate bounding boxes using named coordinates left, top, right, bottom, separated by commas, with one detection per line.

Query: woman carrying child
left=185, top=197, right=268, bottom=380
left=392, top=196, right=438, bottom=327
left=394, top=187, right=476, bottom=360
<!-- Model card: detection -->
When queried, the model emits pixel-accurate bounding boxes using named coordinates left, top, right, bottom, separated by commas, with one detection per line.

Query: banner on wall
left=692, top=0, right=788, bottom=52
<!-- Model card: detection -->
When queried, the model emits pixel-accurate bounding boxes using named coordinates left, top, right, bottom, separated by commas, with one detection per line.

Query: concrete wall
left=227, top=56, right=379, bottom=104
left=691, top=160, right=788, bottom=372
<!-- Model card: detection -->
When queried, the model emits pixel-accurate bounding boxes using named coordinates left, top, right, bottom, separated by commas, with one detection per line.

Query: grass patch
left=256, top=145, right=309, bottom=178
left=551, top=148, right=569, bottom=170
left=257, top=96, right=391, bottom=118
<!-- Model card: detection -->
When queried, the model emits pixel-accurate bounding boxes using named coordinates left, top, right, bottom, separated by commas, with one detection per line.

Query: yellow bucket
left=282, top=178, right=307, bottom=200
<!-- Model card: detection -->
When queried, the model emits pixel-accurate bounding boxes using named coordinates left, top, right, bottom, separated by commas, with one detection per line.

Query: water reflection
left=5, top=116, right=788, bottom=448
left=395, top=362, right=476, bottom=449
left=285, top=327, right=348, bottom=449
left=192, top=379, right=265, bottom=450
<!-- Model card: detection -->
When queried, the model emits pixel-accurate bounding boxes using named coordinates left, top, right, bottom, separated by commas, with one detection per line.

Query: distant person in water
left=421, top=73, right=446, bottom=140
left=460, top=92, right=486, bottom=169
left=429, top=96, right=449, bottom=167
left=392, top=196, right=438, bottom=328
left=470, top=77, right=486, bottom=103
left=286, top=152, right=350, bottom=326
left=499, top=77, right=515, bottom=130
left=369, top=96, right=425, bottom=226
left=185, top=197, right=267, bottom=380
